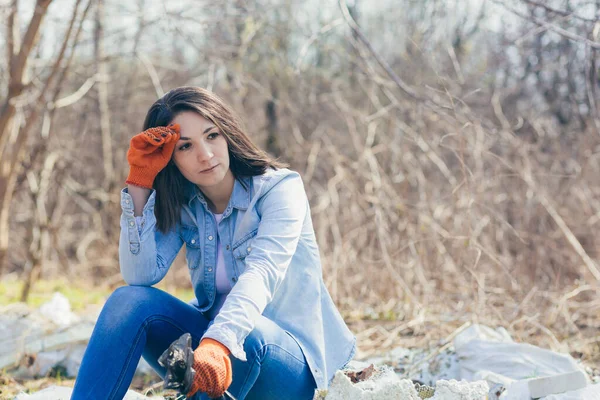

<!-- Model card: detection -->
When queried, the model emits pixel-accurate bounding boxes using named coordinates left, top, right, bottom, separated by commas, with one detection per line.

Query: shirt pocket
left=181, top=225, right=201, bottom=269
left=232, top=229, right=258, bottom=273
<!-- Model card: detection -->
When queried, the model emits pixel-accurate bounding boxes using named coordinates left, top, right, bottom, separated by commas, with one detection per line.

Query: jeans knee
left=101, top=286, right=160, bottom=328
left=109, top=285, right=158, bottom=306
left=243, top=318, right=280, bottom=362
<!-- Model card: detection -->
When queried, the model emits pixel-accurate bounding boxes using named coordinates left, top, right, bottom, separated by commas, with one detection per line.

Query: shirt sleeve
left=119, top=187, right=184, bottom=286
left=201, top=173, right=307, bottom=360
left=135, top=216, right=144, bottom=235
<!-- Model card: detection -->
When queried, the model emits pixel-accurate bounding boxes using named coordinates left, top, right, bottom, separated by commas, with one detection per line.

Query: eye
left=207, top=131, right=220, bottom=140
left=178, top=142, right=190, bottom=151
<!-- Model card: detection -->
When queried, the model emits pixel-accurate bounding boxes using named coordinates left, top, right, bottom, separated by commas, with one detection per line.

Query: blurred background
left=1, top=0, right=599, bottom=372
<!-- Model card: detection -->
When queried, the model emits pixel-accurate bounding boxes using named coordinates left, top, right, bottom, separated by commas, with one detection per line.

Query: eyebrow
left=179, top=125, right=216, bottom=141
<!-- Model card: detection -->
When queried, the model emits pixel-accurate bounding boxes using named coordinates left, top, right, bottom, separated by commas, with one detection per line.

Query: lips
left=199, top=164, right=218, bottom=173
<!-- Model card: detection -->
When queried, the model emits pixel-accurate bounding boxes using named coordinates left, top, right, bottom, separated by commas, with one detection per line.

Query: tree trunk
left=95, top=0, right=114, bottom=191
left=0, top=0, right=54, bottom=275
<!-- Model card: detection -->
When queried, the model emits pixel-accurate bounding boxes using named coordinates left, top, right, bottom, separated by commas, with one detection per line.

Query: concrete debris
left=0, top=292, right=153, bottom=380
left=313, top=365, right=489, bottom=400
left=430, top=380, right=489, bottom=400
left=542, top=384, right=600, bottom=400
left=363, top=345, right=461, bottom=385
left=313, top=367, right=421, bottom=400
left=38, top=293, right=80, bottom=328
left=14, top=385, right=153, bottom=400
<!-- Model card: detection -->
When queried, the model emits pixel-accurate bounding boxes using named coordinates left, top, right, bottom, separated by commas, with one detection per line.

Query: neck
left=199, top=170, right=235, bottom=214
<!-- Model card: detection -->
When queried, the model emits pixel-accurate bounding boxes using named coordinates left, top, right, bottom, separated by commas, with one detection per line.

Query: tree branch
left=338, top=0, right=422, bottom=100
left=13, top=0, right=54, bottom=81
left=521, top=0, right=596, bottom=23
left=495, top=0, right=600, bottom=49
left=7, top=0, right=18, bottom=77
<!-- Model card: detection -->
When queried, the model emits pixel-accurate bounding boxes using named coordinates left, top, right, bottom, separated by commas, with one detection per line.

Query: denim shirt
left=119, top=168, right=356, bottom=389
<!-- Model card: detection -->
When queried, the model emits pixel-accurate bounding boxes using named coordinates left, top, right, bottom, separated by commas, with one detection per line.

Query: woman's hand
left=125, top=124, right=180, bottom=189
left=187, top=338, right=232, bottom=399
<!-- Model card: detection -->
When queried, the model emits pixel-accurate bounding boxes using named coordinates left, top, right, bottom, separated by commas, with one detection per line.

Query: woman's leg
left=224, top=316, right=317, bottom=400
left=71, top=286, right=210, bottom=400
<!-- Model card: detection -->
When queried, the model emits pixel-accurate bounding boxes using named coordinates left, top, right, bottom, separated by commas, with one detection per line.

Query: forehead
left=172, top=111, right=214, bottom=136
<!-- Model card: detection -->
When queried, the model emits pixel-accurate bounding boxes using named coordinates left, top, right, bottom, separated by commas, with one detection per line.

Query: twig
left=338, top=0, right=421, bottom=100
left=138, top=53, right=164, bottom=97
left=404, top=321, right=472, bottom=378
left=521, top=167, right=600, bottom=281
left=521, top=0, right=596, bottom=23
left=494, top=0, right=600, bottom=49
left=295, top=18, right=345, bottom=73
left=51, top=76, right=97, bottom=109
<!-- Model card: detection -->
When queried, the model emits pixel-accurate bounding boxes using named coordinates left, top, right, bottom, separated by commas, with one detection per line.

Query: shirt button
left=208, top=235, right=214, bottom=241
left=129, top=221, right=135, bottom=226
left=208, top=267, right=213, bottom=272
left=191, top=239, right=196, bottom=244
left=247, top=247, right=251, bottom=252
left=125, top=200, right=130, bottom=204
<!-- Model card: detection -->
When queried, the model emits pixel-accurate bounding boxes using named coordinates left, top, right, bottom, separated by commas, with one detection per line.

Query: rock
left=313, top=364, right=489, bottom=400
left=542, top=383, right=600, bottom=400
left=430, top=380, right=489, bottom=400
left=39, top=293, right=80, bottom=328
left=0, top=293, right=153, bottom=379
left=313, top=367, right=421, bottom=400
left=13, top=385, right=156, bottom=400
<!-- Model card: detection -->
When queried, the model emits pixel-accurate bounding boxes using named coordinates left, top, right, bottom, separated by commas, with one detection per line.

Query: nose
left=195, top=142, right=213, bottom=162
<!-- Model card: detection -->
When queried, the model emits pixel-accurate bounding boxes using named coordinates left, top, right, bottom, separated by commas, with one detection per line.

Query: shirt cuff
left=202, top=327, right=247, bottom=362
left=135, top=216, right=144, bottom=235
left=120, top=187, right=156, bottom=214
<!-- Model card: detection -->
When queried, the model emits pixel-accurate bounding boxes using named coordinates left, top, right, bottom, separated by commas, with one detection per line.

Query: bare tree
left=0, top=0, right=55, bottom=273
left=16, top=0, right=92, bottom=301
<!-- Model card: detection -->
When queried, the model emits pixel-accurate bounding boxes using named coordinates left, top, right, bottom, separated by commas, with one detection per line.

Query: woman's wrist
left=127, top=184, right=152, bottom=216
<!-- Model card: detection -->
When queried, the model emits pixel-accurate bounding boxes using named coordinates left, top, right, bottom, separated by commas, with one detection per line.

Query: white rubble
left=363, top=345, right=461, bottom=385
left=14, top=385, right=154, bottom=400
left=0, top=292, right=154, bottom=379
left=39, top=292, right=80, bottom=327
left=314, top=368, right=421, bottom=400
left=542, top=384, right=600, bottom=400
left=313, top=365, right=489, bottom=400
left=455, top=324, right=584, bottom=383
left=431, top=380, right=489, bottom=400
left=330, top=323, right=599, bottom=400
left=454, top=324, right=592, bottom=399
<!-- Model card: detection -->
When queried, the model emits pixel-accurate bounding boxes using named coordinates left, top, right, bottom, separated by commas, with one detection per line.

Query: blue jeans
left=71, top=286, right=316, bottom=400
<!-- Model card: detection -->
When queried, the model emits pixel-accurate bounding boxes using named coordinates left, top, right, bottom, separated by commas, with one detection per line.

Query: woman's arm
left=119, top=187, right=184, bottom=286
left=201, top=172, right=307, bottom=360
left=127, top=184, right=151, bottom=216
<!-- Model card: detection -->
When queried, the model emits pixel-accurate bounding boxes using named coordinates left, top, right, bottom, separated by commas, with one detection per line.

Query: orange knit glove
left=125, top=124, right=180, bottom=189
left=187, top=338, right=232, bottom=399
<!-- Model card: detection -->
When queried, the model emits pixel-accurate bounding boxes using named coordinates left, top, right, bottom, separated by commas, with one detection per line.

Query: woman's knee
left=107, top=285, right=160, bottom=308
left=100, top=286, right=162, bottom=328
left=242, top=318, right=292, bottom=363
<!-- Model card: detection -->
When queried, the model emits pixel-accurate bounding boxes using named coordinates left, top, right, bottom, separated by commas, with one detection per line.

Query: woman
left=71, top=86, right=356, bottom=400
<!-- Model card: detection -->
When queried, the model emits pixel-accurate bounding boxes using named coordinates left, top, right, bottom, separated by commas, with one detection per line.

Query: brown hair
left=142, top=86, right=287, bottom=233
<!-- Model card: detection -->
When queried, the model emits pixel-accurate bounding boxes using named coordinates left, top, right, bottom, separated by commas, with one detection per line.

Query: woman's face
left=171, top=111, right=231, bottom=191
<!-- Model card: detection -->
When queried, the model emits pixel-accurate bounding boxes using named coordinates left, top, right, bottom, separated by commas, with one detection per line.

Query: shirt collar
left=185, top=175, right=251, bottom=212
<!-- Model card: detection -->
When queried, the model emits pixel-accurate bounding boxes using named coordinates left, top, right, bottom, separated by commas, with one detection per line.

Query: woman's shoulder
left=251, top=168, right=302, bottom=192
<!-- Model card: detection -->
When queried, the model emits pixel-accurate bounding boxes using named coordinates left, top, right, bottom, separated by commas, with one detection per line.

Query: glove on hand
left=125, top=124, right=180, bottom=189
left=187, top=338, right=233, bottom=399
